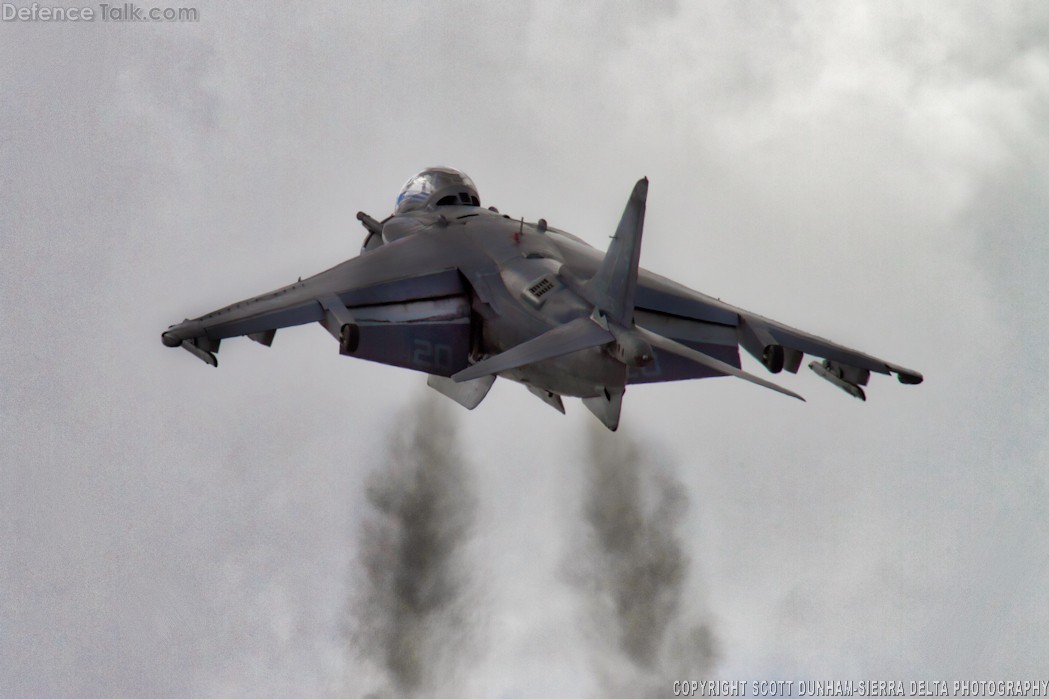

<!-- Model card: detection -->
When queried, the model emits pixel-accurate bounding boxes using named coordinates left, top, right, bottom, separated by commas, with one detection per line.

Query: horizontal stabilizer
left=452, top=316, right=613, bottom=383
left=637, top=327, right=804, bottom=402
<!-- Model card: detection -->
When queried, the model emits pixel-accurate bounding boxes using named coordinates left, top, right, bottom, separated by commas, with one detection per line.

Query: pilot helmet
left=395, top=167, right=480, bottom=214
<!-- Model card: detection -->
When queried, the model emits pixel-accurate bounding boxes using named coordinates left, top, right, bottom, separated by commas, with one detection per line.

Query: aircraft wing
left=161, top=233, right=478, bottom=375
left=550, top=232, right=922, bottom=397
left=630, top=269, right=923, bottom=397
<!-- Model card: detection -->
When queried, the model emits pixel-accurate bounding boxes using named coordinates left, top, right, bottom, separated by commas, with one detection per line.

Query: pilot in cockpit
left=394, top=167, right=481, bottom=215
left=360, top=167, right=484, bottom=251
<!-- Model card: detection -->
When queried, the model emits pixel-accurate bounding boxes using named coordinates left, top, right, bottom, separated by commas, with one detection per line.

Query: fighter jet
left=161, top=167, right=922, bottom=430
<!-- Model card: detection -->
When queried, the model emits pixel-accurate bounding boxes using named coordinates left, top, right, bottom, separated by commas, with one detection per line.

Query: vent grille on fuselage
left=529, top=278, right=555, bottom=298
left=522, top=275, right=559, bottom=308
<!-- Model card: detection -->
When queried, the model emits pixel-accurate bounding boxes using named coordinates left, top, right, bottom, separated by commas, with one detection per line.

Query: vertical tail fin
left=582, top=177, right=648, bottom=326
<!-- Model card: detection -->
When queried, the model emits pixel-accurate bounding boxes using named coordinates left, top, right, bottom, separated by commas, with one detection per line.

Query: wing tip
left=897, top=370, right=924, bottom=385
left=779, top=385, right=806, bottom=402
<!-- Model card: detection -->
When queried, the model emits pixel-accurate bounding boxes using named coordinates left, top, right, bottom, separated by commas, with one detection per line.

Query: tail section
left=454, top=176, right=801, bottom=431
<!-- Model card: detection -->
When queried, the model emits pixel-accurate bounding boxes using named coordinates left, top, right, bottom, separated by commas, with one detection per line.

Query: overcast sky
left=3, top=1, right=1048, bottom=696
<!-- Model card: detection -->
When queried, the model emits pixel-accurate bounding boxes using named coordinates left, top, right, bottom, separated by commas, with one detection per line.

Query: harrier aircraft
left=162, top=167, right=922, bottom=430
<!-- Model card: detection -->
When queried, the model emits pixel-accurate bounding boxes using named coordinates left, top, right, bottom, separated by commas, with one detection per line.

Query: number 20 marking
left=412, top=339, right=453, bottom=371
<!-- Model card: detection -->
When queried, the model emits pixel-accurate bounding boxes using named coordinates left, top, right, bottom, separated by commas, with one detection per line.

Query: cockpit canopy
left=395, top=167, right=480, bottom=214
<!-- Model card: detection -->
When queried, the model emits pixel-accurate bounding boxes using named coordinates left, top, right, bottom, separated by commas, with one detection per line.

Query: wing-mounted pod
left=809, top=359, right=869, bottom=401
left=737, top=312, right=923, bottom=397
left=738, top=315, right=803, bottom=374
left=895, top=369, right=924, bottom=385
left=162, top=324, right=221, bottom=367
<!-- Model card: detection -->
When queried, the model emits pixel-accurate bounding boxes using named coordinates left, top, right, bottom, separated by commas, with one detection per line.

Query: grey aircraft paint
left=161, top=167, right=922, bottom=431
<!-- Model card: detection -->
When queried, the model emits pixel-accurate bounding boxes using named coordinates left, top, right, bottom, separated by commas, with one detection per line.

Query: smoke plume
left=347, top=392, right=477, bottom=697
left=573, top=424, right=718, bottom=692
